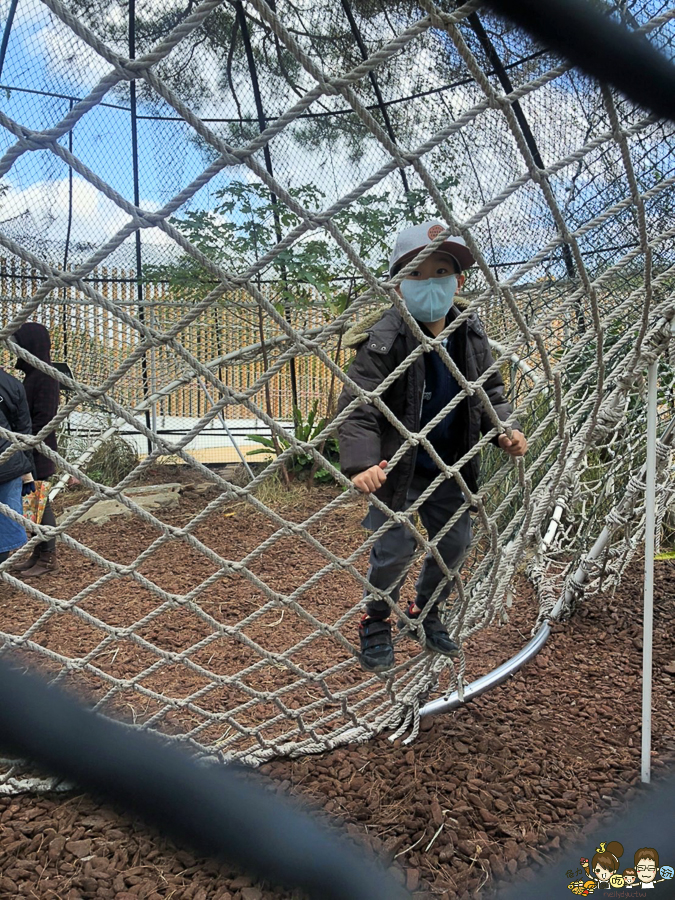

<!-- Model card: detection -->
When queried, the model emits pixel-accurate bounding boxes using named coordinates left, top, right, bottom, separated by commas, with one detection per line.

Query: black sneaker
left=399, top=601, right=460, bottom=658
left=358, top=615, right=395, bottom=672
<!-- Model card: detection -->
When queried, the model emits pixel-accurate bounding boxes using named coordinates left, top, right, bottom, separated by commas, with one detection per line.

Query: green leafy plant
left=85, top=434, right=140, bottom=487
left=247, top=400, right=339, bottom=483
left=145, top=175, right=460, bottom=316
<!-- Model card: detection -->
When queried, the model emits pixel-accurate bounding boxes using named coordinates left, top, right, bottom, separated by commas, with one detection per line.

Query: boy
left=622, top=867, right=637, bottom=888
left=337, top=221, right=527, bottom=672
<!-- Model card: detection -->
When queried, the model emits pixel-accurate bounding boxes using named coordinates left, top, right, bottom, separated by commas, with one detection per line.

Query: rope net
left=1, top=0, right=675, bottom=789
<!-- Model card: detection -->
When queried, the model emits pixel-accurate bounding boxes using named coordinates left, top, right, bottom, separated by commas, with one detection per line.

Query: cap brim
left=392, top=241, right=475, bottom=275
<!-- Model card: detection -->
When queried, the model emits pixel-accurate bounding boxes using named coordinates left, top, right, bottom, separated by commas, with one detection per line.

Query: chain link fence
left=0, top=0, right=674, bottom=788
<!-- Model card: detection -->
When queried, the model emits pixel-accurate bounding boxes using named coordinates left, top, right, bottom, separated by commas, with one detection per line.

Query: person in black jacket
left=337, top=222, right=527, bottom=672
left=11, top=322, right=60, bottom=578
left=0, top=368, right=34, bottom=564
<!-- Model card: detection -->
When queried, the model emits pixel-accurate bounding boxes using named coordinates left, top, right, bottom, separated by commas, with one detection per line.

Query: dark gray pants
left=362, top=474, right=471, bottom=619
left=39, top=500, right=56, bottom=553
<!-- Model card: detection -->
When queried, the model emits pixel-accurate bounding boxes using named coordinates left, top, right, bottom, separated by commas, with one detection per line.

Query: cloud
left=0, top=175, right=177, bottom=262
left=33, top=18, right=114, bottom=95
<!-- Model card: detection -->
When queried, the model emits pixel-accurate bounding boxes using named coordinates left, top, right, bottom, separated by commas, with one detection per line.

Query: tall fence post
left=641, top=358, right=658, bottom=783
left=129, top=0, right=155, bottom=456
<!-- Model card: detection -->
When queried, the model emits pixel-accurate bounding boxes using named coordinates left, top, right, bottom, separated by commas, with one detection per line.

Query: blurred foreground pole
left=482, top=0, right=675, bottom=123
left=0, top=657, right=411, bottom=900
left=498, top=776, right=675, bottom=899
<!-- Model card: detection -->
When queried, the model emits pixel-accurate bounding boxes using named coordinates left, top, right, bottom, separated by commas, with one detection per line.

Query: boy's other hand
left=351, top=460, right=388, bottom=494
left=498, top=430, right=527, bottom=457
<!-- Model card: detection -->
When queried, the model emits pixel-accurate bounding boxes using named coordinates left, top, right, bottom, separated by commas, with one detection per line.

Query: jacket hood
left=13, top=322, right=52, bottom=371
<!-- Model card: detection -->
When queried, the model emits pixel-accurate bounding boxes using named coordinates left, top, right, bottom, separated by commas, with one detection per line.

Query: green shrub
left=85, top=435, right=139, bottom=486
left=247, top=401, right=340, bottom=484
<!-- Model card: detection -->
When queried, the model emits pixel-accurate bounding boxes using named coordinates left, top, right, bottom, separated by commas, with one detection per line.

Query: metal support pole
left=0, top=0, right=19, bottom=81
left=236, top=1, right=299, bottom=413
left=562, top=405, right=675, bottom=612
left=466, top=10, right=581, bottom=327
left=339, top=0, right=410, bottom=195
left=641, top=359, right=658, bottom=783
left=129, top=0, right=154, bottom=456
left=196, top=377, right=254, bottom=480
left=61, top=98, right=74, bottom=436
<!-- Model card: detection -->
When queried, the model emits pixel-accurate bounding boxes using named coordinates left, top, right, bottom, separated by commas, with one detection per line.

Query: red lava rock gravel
left=0, top=472, right=674, bottom=898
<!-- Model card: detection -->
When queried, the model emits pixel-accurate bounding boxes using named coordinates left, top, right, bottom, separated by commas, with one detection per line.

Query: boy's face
left=636, top=858, right=657, bottom=884
left=403, top=251, right=460, bottom=281
left=624, top=874, right=636, bottom=885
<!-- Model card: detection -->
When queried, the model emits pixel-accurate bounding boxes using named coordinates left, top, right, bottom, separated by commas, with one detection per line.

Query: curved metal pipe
left=421, top=404, right=675, bottom=722
left=419, top=619, right=551, bottom=719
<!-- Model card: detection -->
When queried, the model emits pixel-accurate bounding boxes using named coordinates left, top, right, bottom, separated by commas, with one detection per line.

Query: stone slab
left=59, top=484, right=182, bottom=526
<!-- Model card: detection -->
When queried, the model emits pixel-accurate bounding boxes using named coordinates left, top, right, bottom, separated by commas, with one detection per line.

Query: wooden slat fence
left=0, top=258, right=349, bottom=422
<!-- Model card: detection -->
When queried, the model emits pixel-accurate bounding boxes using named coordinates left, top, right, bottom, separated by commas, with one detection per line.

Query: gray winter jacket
left=337, top=305, right=518, bottom=511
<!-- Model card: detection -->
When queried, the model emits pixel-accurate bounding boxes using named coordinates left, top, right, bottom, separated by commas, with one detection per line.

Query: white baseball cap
left=389, top=221, right=475, bottom=276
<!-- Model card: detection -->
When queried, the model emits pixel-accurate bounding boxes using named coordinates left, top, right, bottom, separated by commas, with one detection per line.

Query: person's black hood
left=13, top=322, right=52, bottom=372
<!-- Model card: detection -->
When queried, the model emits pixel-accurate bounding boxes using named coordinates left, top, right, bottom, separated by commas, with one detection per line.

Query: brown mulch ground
left=3, top=473, right=541, bottom=755
left=1, top=468, right=674, bottom=899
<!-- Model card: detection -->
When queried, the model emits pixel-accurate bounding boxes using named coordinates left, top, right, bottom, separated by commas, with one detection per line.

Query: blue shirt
left=415, top=332, right=462, bottom=474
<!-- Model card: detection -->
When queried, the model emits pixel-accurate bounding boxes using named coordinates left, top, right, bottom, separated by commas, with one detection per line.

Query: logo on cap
left=427, top=224, right=444, bottom=240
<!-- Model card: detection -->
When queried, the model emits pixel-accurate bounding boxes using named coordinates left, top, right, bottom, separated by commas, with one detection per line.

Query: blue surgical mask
left=400, top=275, right=458, bottom=323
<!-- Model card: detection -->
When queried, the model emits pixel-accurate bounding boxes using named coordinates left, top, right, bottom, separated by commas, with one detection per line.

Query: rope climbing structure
left=0, top=0, right=674, bottom=791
